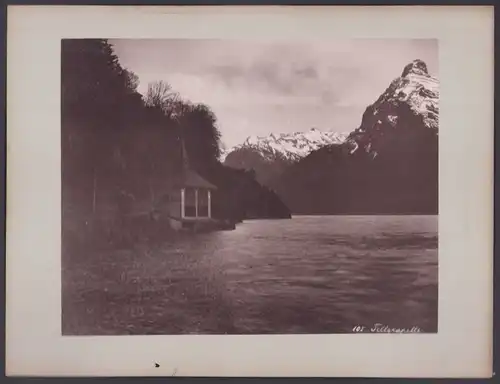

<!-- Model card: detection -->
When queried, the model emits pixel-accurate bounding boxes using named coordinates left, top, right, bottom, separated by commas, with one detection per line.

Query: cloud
left=111, top=38, right=438, bottom=147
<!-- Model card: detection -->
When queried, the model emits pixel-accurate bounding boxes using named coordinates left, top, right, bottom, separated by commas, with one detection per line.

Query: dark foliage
left=198, top=163, right=292, bottom=222
left=61, top=39, right=291, bottom=257
left=224, top=147, right=293, bottom=188
left=275, top=120, right=438, bottom=215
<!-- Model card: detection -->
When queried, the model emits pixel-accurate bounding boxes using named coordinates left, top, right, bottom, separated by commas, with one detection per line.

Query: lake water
left=62, top=215, right=438, bottom=335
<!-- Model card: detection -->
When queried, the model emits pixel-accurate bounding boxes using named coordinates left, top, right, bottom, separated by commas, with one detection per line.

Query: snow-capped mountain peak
left=346, top=59, right=439, bottom=157
left=224, top=128, right=349, bottom=162
left=401, top=59, right=430, bottom=77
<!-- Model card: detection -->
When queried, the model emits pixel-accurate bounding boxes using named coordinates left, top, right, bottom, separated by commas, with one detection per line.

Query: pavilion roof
left=171, top=137, right=217, bottom=190
left=173, top=168, right=217, bottom=190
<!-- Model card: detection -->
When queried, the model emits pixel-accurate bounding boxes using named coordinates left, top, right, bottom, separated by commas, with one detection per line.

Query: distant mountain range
left=223, top=59, right=439, bottom=215
left=223, top=129, right=348, bottom=185
left=223, top=129, right=348, bottom=162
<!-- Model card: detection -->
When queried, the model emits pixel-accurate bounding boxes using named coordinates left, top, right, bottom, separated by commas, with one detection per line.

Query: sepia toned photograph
left=61, top=38, right=439, bottom=336
left=7, top=5, right=493, bottom=377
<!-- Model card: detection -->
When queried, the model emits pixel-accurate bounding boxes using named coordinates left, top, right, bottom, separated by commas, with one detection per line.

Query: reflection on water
left=62, top=215, right=438, bottom=334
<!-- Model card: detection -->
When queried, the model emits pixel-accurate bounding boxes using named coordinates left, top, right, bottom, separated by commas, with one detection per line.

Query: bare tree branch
left=144, top=80, right=181, bottom=118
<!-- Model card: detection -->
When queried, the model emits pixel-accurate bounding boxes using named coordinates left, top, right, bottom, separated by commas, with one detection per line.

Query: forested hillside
left=61, top=39, right=290, bottom=255
left=274, top=60, right=439, bottom=215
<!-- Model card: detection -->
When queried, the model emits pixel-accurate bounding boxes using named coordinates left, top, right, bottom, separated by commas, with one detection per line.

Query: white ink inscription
left=352, top=323, right=422, bottom=333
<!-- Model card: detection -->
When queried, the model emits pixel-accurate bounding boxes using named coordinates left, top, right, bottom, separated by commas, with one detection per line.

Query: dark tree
left=179, top=103, right=222, bottom=169
left=144, top=80, right=181, bottom=119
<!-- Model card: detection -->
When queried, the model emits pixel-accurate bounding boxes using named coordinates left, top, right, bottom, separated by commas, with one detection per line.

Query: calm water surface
left=62, top=215, right=438, bottom=334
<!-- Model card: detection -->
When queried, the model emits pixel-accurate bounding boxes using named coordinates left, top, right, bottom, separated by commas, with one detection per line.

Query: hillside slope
left=275, top=59, right=439, bottom=215
left=224, top=129, right=348, bottom=186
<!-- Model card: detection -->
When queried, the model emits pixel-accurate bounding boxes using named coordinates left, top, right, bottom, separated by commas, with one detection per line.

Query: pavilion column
left=181, top=188, right=185, bottom=218
left=208, top=190, right=212, bottom=218
left=195, top=188, right=199, bottom=218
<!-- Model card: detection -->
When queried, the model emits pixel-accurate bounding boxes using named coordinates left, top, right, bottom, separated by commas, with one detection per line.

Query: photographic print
left=61, top=38, right=439, bottom=336
left=7, top=5, right=493, bottom=377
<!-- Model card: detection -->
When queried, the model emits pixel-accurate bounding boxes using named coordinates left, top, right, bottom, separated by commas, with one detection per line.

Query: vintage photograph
left=61, top=38, right=439, bottom=335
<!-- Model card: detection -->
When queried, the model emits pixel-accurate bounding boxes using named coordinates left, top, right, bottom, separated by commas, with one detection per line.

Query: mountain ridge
left=274, top=59, right=439, bottom=215
left=345, top=59, right=439, bottom=159
left=222, top=128, right=349, bottom=162
left=223, top=128, right=349, bottom=186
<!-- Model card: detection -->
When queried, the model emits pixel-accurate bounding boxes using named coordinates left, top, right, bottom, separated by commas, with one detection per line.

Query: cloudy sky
left=111, top=39, right=438, bottom=148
